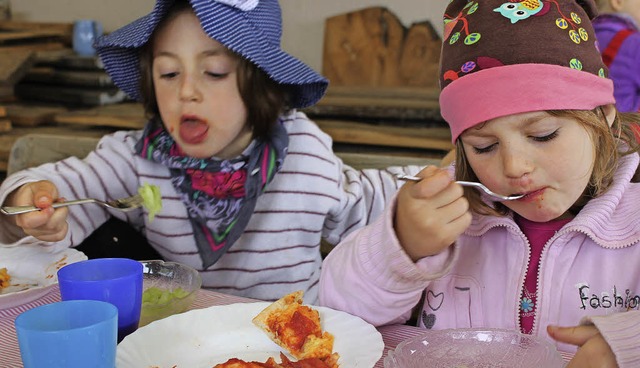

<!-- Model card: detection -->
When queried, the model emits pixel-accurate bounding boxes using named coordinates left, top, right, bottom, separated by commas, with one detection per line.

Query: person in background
left=593, top=0, right=640, bottom=112
left=320, top=0, right=640, bottom=366
left=0, top=0, right=420, bottom=304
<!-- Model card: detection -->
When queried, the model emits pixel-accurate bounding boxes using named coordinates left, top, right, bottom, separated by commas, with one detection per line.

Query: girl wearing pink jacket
left=320, top=1, right=640, bottom=367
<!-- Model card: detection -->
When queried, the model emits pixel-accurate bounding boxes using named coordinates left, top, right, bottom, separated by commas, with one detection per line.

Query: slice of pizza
left=215, top=353, right=340, bottom=368
left=0, top=267, right=10, bottom=289
left=278, top=352, right=340, bottom=368
left=252, top=291, right=336, bottom=361
left=214, top=358, right=270, bottom=368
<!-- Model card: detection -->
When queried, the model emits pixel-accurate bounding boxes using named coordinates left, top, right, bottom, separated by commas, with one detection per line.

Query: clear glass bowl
left=384, top=328, right=565, bottom=368
left=138, top=260, right=202, bottom=327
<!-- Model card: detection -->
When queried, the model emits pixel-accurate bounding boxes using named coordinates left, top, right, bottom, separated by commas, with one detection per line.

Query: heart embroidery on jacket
left=426, top=290, right=444, bottom=311
left=422, top=311, right=436, bottom=329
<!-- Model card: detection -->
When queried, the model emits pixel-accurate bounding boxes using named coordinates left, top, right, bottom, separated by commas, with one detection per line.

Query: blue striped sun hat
left=95, top=0, right=328, bottom=108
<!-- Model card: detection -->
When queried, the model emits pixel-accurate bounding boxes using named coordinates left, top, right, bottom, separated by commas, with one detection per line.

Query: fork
left=0, top=194, right=144, bottom=216
left=397, top=175, right=525, bottom=201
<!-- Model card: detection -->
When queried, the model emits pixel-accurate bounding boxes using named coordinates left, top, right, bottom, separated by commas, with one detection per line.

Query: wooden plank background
left=0, top=9, right=450, bottom=180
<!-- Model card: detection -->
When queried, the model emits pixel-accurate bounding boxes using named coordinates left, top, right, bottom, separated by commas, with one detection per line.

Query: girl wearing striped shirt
left=0, top=0, right=419, bottom=303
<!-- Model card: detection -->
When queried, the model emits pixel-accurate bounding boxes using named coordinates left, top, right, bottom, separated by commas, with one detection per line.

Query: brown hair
left=594, top=0, right=609, bottom=11
left=137, top=0, right=288, bottom=141
left=454, top=108, right=640, bottom=216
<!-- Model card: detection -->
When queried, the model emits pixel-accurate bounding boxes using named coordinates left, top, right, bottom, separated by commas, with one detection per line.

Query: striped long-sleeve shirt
left=0, top=111, right=421, bottom=303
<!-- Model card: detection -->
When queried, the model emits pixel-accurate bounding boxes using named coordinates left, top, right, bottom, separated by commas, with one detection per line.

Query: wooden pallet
left=3, top=103, right=68, bottom=126
left=305, top=85, right=442, bottom=121
left=315, top=119, right=451, bottom=151
left=23, top=67, right=114, bottom=88
left=52, top=100, right=452, bottom=151
left=0, top=21, right=74, bottom=102
left=53, top=102, right=146, bottom=129
left=0, top=104, right=8, bottom=133
left=0, top=49, right=33, bottom=102
left=0, top=21, right=72, bottom=46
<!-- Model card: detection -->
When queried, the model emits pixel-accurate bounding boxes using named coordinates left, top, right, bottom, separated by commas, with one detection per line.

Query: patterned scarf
left=136, top=118, right=288, bottom=268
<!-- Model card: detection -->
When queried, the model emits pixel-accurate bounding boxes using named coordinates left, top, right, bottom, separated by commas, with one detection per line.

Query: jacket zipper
left=467, top=221, right=639, bottom=335
left=531, top=231, right=557, bottom=335
left=531, top=227, right=639, bottom=335
left=515, top=225, right=530, bottom=334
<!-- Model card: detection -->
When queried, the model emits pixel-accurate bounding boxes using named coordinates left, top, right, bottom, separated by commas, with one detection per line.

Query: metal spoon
left=0, top=194, right=144, bottom=215
left=397, top=175, right=525, bottom=201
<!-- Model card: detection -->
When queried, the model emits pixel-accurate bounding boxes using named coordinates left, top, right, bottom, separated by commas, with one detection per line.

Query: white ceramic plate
left=117, top=302, right=384, bottom=367
left=0, top=245, right=87, bottom=309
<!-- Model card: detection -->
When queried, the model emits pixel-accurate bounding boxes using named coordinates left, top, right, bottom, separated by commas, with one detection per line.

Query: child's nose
left=179, top=76, right=202, bottom=102
left=501, top=150, right=533, bottom=179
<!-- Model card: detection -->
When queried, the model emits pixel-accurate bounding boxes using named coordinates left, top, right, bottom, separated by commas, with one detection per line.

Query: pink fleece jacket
left=320, top=152, right=640, bottom=367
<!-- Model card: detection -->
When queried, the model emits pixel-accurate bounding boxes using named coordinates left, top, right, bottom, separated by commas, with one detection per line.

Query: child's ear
left=602, top=104, right=617, bottom=127
left=609, top=0, right=624, bottom=12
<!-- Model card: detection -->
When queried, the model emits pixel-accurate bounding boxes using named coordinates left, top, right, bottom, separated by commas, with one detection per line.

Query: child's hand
left=395, top=166, right=472, bottom=261
left=4, top=181, right=69, bottom=242
left=547, top=325, right=618, bottom=368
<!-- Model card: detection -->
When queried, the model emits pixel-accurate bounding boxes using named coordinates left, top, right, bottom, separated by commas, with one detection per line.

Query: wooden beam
left=0, top=50, right=35, bottom=86
left=315, top=119, right=453, bottom=151
left=53, top=103, right=146, bottom=129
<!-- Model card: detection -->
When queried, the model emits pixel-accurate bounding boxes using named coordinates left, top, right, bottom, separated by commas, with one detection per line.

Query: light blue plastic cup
left=15, top=300, right=117, bottom=368
left=57, top=258, right=143, bottom=342
left=72, top=19, right=103, bottom=56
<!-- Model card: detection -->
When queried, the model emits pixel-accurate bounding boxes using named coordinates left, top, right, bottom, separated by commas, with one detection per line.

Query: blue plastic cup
left=72, top=19, right=103, bottom=56
left=57, top=258, right=143, bottom=342
left=15, top=300, right=117, bottom=368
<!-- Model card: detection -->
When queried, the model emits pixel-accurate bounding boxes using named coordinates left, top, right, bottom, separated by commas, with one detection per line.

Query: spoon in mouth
left=397, top=175, right=525, bottom=201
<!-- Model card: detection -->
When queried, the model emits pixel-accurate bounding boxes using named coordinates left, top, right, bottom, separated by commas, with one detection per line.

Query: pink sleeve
left=319, top=196, right=457, bottom=327
left=582, top=310, right=640, bottom=367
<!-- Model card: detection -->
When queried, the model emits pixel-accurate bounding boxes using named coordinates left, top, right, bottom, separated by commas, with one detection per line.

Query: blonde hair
left=454, top=107, right=640, bottom=216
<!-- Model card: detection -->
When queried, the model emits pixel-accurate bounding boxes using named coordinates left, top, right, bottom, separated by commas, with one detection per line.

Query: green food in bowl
left=139, top=286, right=196, bottom=327
left=142, top=286, right=190, bottom=305
left=138, top=260, right=202, bottom=327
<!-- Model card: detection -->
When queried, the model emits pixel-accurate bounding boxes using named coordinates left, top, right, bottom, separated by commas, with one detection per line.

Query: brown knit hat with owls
left=439, top=0, right=615, bottom=142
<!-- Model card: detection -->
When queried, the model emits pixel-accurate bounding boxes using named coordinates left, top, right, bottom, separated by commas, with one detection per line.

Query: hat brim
left=95, top=0, right=327, bottom=108
left=440, top=64, right=615, bottom=142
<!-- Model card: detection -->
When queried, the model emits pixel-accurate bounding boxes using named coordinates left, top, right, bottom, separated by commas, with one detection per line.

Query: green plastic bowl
left=138, top=260, right=202, bottom=327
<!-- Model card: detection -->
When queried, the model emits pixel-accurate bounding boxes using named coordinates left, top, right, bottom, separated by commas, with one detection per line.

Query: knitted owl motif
left=493, top=0, right=590, bottom=46
left=493, top=0, right=544, bottom=23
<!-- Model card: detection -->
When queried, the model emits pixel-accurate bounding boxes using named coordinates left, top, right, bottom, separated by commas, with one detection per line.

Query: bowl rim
left=397, top=327, right=560, bottom=347
left=384, top=327, right=564, bottom=367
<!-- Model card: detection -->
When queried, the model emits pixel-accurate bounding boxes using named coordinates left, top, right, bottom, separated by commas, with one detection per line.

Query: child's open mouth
left=179, top=116, right=209, bottom=144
